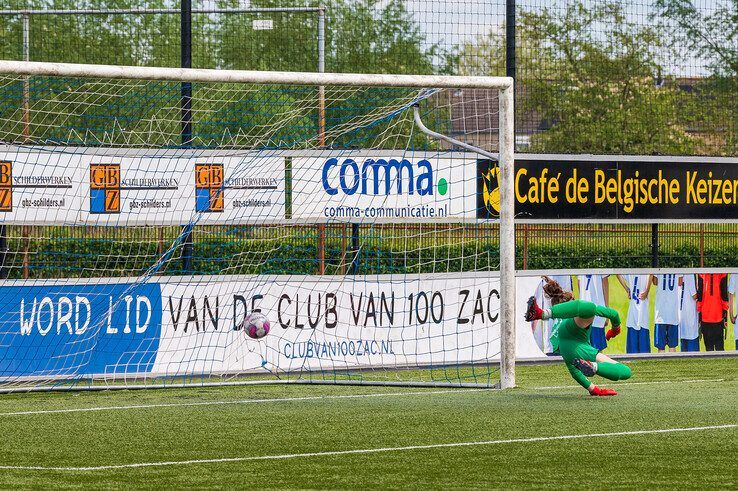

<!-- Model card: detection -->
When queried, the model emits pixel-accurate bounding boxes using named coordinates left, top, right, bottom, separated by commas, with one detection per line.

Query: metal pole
left=499, top=84, right=516, bottom=389
left=181, top=0, right=194, bottom=274
left=316, top=226, right=326, bottom=275
left=503, top=0, right=517, bottom=390
left=180, top=0, right=193, bottom=144
left=316, top=6, right=327, bottom=274
left=522, top=224, right=528, bottom=270
left=0, top=7, right=325, bottom=15
left=20, top=13, right=30, bottom=278
left=505, top=2, right=516, bottom=80
left=2, top=61, right=511, bottom=89
left=340, top=223, right=347, bottom=274
left=22, top=225, right=29, bottom=279
left=651, top=223, right=659, bottom=268
left=22, top=12, right=30, bottom=141
left=0, top=229, right=7, bottom=279
left=413, top=106, right=498, bottom=161
left=350, top=223, right=360, bottom=275
left=412, top=83, right=515, bottom=388
left=317, top=6, right=326, bottom=146
left=505, top=0, right=516, bottom=148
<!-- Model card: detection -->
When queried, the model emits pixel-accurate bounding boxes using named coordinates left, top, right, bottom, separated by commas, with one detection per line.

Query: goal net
left=0, top=61, right=514, bottom=391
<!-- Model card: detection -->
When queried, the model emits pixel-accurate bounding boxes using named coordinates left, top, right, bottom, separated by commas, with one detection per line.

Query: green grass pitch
left=0, top=357, right=735, bottom=489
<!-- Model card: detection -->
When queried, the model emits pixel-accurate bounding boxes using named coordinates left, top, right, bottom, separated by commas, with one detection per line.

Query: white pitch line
left=532, top=378, right=725, bottom=391
left=0, top=388, right=489, bottom=417
left=0, top=424, right=735, bottom=472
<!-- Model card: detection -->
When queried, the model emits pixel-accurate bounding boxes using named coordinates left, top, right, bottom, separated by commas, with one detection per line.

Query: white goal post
left=0, top=60, right=515, bottom=390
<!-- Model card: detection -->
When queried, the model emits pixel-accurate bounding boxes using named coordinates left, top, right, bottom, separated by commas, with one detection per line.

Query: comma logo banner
left=291, top=152, right=477, bottom=221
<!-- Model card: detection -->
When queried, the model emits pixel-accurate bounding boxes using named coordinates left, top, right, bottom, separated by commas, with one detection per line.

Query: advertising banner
left=0, top=149, right=284, bottom=225
left=478, top=156, right=738, bottom=221
left=0, top=282, right=162, bottom=378
left=5, top=148, right=738, bottom=225
left=0, top=273, right=545, bottom=380
left=291, top=151, right=479, bottom=221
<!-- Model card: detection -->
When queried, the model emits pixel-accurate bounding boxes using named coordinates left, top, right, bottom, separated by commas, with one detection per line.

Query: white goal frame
left=0, top=60, right=516, bottom=389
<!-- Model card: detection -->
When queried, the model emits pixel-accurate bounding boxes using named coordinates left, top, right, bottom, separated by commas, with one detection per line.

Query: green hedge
left=8, top=238, right=733, bottom=279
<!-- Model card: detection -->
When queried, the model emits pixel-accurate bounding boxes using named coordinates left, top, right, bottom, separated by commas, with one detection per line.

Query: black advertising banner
left=477, top=157, right=738, bottom=220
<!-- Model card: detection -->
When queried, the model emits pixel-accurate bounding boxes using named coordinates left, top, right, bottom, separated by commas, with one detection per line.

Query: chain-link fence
left=0, top=1, right=736, bottom=278
left=3, top=221, right=738, bottom=279
left=1, top=0, right=735, bottom=156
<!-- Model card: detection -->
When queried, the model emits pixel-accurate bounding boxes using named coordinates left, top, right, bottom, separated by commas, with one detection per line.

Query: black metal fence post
left=506, top=0, right=516, bottom=267
left=651, top=223, right=659, bottom=268
left=0, top=226, right=7, bottom=279
left=181, top=0, right=194, bottom=274
left=350, top=223, right=360, bottom=275
left=506, top=0, right=516, bottom=140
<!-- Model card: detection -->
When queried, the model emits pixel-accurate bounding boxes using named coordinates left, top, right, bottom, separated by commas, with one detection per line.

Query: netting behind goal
left=0, top=62, right=514, bottom=391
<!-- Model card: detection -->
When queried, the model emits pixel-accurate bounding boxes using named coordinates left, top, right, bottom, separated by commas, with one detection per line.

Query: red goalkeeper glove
left=605, top=326, right=621, bottom=341
left=589, top=385, right=618, bottom=396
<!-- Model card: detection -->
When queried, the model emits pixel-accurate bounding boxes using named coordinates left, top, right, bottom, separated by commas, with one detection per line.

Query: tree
left=215, top=0, right=441, bottom=75
left=525, top=2, right=705, bottom=154
left=455, top=2, right=702, bottom=155
left=456, top=28, right=505, bottom=77
left=654, top=0, right=738, bottom=154
left=654, top=0, right=737, bottom=77
left=214, top=0, right=442, bottom=150
left=215, top=0, right=320, bottom=72
left=456, top=23, right=555, bottom=79
left=326, top=0, right=438, bottom=75
left=0, top=0, right=193, bottom=146
left=0, top=0, right=443, bottom=148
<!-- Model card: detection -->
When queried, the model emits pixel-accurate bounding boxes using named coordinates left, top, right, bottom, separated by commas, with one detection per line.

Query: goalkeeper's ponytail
left=542, top=276, right=574, bottom=305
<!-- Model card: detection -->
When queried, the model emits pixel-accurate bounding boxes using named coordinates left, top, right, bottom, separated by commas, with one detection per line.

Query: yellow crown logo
left=482, top=164, right=500, bottom=217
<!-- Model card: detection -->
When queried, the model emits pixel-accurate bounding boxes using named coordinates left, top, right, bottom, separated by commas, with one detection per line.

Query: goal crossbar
left=0, top=60, right=513, bottom=90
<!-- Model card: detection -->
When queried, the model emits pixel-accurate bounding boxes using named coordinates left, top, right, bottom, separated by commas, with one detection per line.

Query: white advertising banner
left=0, top=147, right=484, bottom=225
left=0, top=148, right=284, bottom=225
left=0, top=272, right=544, bottom=380
left=154, top=273, right=516, bottom=375
left=291, top=151, right=479, bottom=221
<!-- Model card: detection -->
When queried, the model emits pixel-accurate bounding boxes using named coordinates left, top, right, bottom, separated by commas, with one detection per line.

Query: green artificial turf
left=0, top=357, right=735, bottom=489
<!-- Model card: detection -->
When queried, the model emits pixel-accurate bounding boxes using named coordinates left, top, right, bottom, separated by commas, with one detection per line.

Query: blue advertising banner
left=0, top=282, right=162, bottom=378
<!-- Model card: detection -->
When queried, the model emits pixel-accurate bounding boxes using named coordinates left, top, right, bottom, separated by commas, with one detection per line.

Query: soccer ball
left=242, top=312, right=270, bottom=339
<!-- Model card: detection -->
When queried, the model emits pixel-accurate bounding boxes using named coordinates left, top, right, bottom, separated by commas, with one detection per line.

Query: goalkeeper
left=525, top=277, right=632, bottom=396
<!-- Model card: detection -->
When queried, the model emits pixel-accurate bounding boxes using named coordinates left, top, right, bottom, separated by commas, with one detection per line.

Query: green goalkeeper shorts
left=558, top=338, right=599, bottom=364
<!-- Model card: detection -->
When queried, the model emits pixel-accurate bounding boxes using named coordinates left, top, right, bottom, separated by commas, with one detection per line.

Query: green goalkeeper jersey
left=549, top=303, right=620, bottom=354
